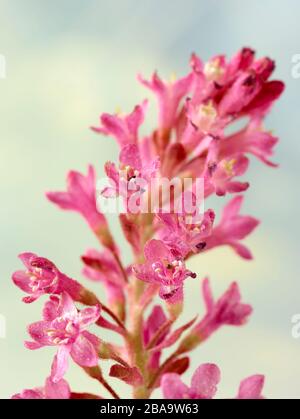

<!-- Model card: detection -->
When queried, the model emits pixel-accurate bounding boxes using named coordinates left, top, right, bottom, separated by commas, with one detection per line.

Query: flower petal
left=191, top=363, right=221, bottom=399
left=70, top=334, right=98, bottom=367
left=27, top=321, right=53, bottom=346
left=161, top=373, right=190, bottom=399
left=45, top=377, right=70, bottom=399
left=18, top=252, right=36, bottom=269
left=237, top=375, right=265, bottom=399
left=12, top=271, right=32, bottom=293
left=78, top=305, right=101, bottom=328
left=51, top=346, right=71, bottom=383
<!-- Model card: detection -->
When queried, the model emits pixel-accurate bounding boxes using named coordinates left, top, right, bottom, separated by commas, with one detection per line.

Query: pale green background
left=0, top=0, right=300, bottom=399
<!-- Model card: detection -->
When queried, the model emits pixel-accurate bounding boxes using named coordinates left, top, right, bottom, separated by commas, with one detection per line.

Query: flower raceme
left=12, top=47, right=283, bottom=399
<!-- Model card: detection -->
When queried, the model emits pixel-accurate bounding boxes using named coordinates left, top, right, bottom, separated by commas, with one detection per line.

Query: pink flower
left=25, top=293, right=101, bottom=382
left=91, top=101, right=147, bottom=147
left=204, top=154, right=250, bottom=197
left=205, top=195, right=259, bottom=259
left=82, top=248, right=126, bottom=318
left=133, top=239, right=196, bottom=303
left=138, top=72, right=193, bottom=133
left=193, top=278, right=252, bottom=339
left=103, top=144, right=159, bottom=212
left=217, top=56, right=283, bottom=118
left=46, top=166, right=113, bottom=243
left=190, top=48, right=284, bottom=119
left=179, top=50, right=284, bottom=178
left=219, top=120, right=279, bottom=167
left=158, top=209, right=215, bottom=257
left=12, top=252, right=82, bottom=303
left=161, top=363, right=220, bottom=399
left=236, top=375, right=265, bottom=399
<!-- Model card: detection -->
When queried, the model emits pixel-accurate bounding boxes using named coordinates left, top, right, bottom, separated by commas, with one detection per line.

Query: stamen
left=204, top=58, right=224, bottom=81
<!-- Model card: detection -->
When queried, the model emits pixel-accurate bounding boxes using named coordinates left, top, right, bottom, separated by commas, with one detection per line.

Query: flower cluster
left=12, top=48, right=283, bottom=399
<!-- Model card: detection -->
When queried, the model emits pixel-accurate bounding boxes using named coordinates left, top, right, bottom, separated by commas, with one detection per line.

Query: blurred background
left=0, top=0, right=300, bottom=399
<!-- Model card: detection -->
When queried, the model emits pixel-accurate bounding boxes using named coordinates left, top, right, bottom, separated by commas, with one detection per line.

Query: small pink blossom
left=103, top=144, right=159, bottom=205
left=205, top=195, right=259, bottom=259
left=91, top=101, right=147, bottom=147
left=204, top=154, right=250, bottom=197
left=12, top=252, right=82, bottom=303
left=158, top=209, right=215, bottom=257
left=193, top=278, right=252, bottom=339
left=178, top=49, right=284, bottom=182
left=217, top=56, right=280, bottom=117
left=161, top=363, right=220, bottom=399
left=219, top=119, right=279, bottom=167
left=46, top=165, right=110, bottom=236
left=25, top=293, right=100, bottom=382
left=133, top=239, right=196, bottom=303
left=138, top=72, right=193, bottom=133
left=189, top=48, right=284, bottom=122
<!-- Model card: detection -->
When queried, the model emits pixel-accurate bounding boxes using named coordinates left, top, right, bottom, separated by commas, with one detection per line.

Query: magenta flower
left=46, top=165, right=112, bottom=240
left=193, top=278, right=252, bottom=340
left=219, top=120, right=279, bottom=167
left=204, top=154, right=250, bottom=197
left=161, top=363, right=221, bottom=399
left=25, top=293, right=101, bottom=382
left=158, top=209, right=215, bottom=257
left=185, top=48, right=284, bottom=135
left=138, top=71, right=193, bottom=134
left=103, top=144, right=159, bottom=205
left=216, top=56, right=283, bottom=118
left=133, top=239, right=196, bottom=303
left=12, top=252, right=83, bottom=303
left=205, top=195, right=259, bottom=259
left=91, top=101, right=147, bottom=147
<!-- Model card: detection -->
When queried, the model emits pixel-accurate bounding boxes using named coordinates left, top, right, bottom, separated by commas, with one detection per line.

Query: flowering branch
left=12, top=47, right=284, bottom=399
